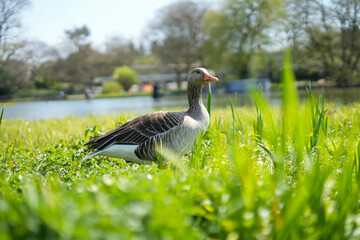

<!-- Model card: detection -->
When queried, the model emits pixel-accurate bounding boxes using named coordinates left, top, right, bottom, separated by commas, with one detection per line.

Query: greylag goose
left=82, top=68, right=218, bottom=164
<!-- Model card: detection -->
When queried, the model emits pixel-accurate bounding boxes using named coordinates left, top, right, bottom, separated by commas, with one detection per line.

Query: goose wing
left=84, top=111, right=184, bottom=151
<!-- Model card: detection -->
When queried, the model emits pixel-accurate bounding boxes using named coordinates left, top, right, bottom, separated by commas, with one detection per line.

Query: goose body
left=82, top=68, right=218, bottom=164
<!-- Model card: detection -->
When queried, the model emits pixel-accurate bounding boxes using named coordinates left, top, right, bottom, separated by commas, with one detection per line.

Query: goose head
left=188, top=68, right=218, bottom=86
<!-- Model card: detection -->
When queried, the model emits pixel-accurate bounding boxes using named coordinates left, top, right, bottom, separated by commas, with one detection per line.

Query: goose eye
left=196, top=71, right=200, bottom=74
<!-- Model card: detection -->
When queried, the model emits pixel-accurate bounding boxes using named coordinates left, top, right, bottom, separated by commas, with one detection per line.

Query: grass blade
left=154, top=138, right=163, bottom=169
left=252, top=84, right=263, bottom=142
left=189, top=131, right=204, bottom=169
left=353, top=141, right=360, bottom=183
left=280, top=49, right=306, bottom=172
left=258, top=143, right=277, bottom=169
left=307, top=85, right=327, bottom=151
left=207, top=82, right=212, bottom=118
left=229, top=92, right=237, bottom=136
left=0, top=107, right=4, bottom=126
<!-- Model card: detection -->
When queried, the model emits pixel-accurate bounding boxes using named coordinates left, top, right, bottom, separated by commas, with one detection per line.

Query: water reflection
left=2, top=88, right=359, bottom=120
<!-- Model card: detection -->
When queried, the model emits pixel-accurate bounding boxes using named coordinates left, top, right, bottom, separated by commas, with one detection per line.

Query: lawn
left=0, top=60, right=360, bottom=239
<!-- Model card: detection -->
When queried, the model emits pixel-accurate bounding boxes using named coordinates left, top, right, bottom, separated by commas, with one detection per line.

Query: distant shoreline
left=1, top=85, right=360, bottom=103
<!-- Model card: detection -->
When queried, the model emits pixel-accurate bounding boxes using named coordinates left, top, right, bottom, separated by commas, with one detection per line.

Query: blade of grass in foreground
left=0, top=107, right=4, bottom=126
left=249, top=81, right=279, bottom=168
left=154, top=138, right=164, bottom=169
left=252, top=84, right=263, bottom=142
left=281, top=49, right=305, bottom=171
left=353, top=141, right=360, bottom=183
left=189, top=131, right=204, bottom=169
left=229, top=92, right=237, bottom=136
left=258, top=143, right=277, bottom=169
left=207, top=82, right=212, bottom=118
left=307, top=84, right=327, bottom=152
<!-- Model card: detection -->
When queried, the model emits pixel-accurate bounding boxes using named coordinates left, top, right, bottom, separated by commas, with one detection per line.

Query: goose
left=81, top=67, right=218, bottom=164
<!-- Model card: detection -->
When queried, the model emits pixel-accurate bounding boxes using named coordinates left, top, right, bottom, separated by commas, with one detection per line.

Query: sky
left=20, top=0, right=177, bottom=48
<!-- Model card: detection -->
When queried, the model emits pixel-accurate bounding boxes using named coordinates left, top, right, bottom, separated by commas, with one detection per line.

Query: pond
left=2, top=88, right=359, bottom=120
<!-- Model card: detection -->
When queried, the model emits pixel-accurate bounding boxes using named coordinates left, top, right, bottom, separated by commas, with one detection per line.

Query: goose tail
left=81, top=149, right=105, bottom=162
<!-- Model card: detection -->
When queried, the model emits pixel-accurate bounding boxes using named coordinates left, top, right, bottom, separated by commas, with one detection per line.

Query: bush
left=16, top=88, right=59, bottom=98
left=113, top=66, right=138, bottom=91
left=102, top=81, right=122, bottom=94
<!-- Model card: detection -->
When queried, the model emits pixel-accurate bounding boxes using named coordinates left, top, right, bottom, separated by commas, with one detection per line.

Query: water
left=2, top=88, right=359, bottom=120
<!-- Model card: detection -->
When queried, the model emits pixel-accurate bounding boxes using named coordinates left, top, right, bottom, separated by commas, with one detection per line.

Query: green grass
left=0, top=102, right=15, bottom=107
left=1, top=56, right=360, bottom=239
left=95, top=91, right=152, bottom=99
left=1, top=103, right=359, bottom=239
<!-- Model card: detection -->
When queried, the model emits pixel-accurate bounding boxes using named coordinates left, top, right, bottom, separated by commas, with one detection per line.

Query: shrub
left=102, top=81, right=122, bottom=94
left=113, top=66, right=139, bottom=92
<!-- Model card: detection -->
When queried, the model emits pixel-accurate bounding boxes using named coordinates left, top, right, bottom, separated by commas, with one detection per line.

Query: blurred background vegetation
left=0, top=0, right=359, bottom=99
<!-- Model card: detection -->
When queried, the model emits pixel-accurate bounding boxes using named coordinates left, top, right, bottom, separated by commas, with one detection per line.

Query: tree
left=0, top=0, right=30, bottom=58
left=105, top=36, right=141, bottom=67
left=150, top=0, right=207, bottom=88
left=204, top=0, right=283, bottom=79
left=282, top=0, right=324, bottom=81
left=113, top=66, right=138, bottom=92
left=63, top=25, right=95, bottom=93
left=65, top=25, right=90, bottom=52
left=332, top=0, right=360, bottom=85
left=285, top=0, right=360, bottom=86
left=0, top=58, right=27, bottom=95
left=0, top=0, right=30, bottom=95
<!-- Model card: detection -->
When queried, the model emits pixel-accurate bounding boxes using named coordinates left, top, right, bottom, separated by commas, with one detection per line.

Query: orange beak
left=203, top=73, right=219, bottom=83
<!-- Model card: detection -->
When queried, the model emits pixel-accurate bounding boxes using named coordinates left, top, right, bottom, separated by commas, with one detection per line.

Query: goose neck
left=187, top=84, right=204, bottom=111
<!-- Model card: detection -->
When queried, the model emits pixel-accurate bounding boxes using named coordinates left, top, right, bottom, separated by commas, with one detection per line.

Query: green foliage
left=134, top=54, right=161, bottom=65
left=96, top=91, right=151, bottom=99
left=16, top=88, right=59, bottom=98
left=113, top=66, right=139, bottom=92
left=101, top=81, right=122, bottom=94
